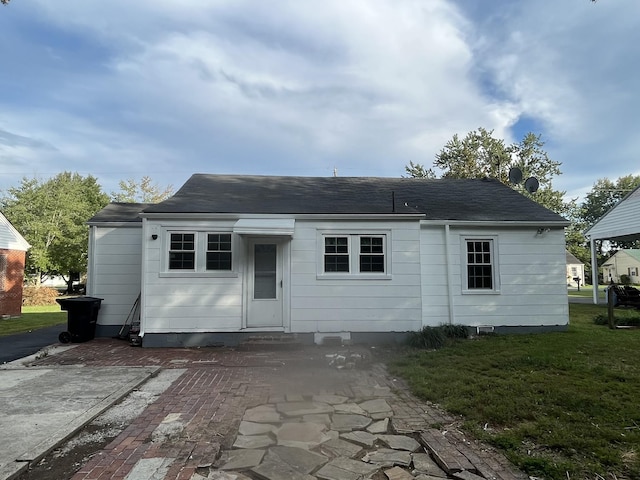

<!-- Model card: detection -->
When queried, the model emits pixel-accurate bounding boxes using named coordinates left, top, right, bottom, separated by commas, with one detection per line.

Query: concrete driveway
left=0, top=356, right=158, bottom=480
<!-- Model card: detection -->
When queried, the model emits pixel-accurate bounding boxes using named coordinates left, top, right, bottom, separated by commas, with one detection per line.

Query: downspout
left=590, top=237, right=599, bottom=305
left=444, top=224, right=454, bottom=324
left=87, top=225, right=97, bottom=296
left=139, top=218, right=148, bottom=339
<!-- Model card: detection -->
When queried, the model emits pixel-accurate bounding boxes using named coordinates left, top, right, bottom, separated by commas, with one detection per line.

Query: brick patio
left=32, top=339, right=526, bottom=480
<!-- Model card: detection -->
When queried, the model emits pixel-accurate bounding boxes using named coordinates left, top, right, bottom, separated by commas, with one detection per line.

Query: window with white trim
left=463, top=237, right=499, bottom=292
left=206, top=233, right=232, bottom=271
left=324, top=236, right=349, bottom=272
left=359, top=236, right=385, bottom=272
left=169, top=233, right=195, bottom=270
left=166, top=231, right=234, bottom=273
left=320, top=233, right=388, bottom=276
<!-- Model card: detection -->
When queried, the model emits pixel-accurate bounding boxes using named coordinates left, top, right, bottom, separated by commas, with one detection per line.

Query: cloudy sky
left=0, top=0, right=638, bottom=201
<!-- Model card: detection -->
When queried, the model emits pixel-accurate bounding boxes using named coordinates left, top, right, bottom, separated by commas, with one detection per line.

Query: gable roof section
left=566, top=250, right=583, bottom=265
left=87, top=203, right=153, bottom=225
left=619, top=249, right=640, bottom=263
left=139, top=174, right=567, bottom=224
left=585, top=185, right=640, bottom=242
left=0, top=212, right=30, bottom=251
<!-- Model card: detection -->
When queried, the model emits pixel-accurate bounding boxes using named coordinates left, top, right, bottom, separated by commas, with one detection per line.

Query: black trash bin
left=56, top=296, right=103, bottom=343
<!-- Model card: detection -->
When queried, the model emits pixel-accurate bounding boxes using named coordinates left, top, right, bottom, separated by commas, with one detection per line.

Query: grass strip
left=0, top=305, right=66, bottom=337
left=389, top=303, right=640, bottom=479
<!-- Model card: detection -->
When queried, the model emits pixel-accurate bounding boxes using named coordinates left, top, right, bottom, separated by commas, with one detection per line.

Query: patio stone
left=317, top=438, right=363, bottom=459
left=250, top=459, right=316, bottom=480
left=411, top=452, right=448, bottom=477
left=385, top=466, right=415, bottom=480
left=453, top=471, right=487, bottom=480
left=330, top=413, right=372, bottom=432
left=275, top=422, right=332, bottom=449
left=378, top=434, right=421, bottom=452
left=340, top=430, right=378, bottom=448
left=286, top=394, right=305, bottom=402
left=232, top=434, right=275, bottom=449
left=333, top=402, right=367, bottom=415
left=367, top=418, right=389, bottom=434
left=267, top=445, right=328, bottom=474
left=363, top=448, right=412, bottom=467
left=315, top=457, right=380, bottom=480
left=218, top=449, right=265, bottom=470
left=359, top=398, right=392, bottom=415
left=312, top=394, right=349, bottom=405
left=276, top=401, right=334, bottom=417
left=238, top=420, right=277, bottom=436
left=302, top=413, right=331, bottom=425
left=243, top=405, right=281, bottom=423
left=192, top=471, right=252, bottom=480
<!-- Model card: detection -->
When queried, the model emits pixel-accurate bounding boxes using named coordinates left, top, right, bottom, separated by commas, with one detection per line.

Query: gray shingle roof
left=136, top=174, right=566, bottom=223
left=88, top=203, right=153, bottom=224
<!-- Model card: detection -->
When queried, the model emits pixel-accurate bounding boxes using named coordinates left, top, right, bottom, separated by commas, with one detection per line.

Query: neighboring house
left=601, top=249, right=640, bottom=284
left=566, top=251, right=585, bottom=287
left=585, top=185, right=640, bottom=303
left=87, top=175, right=570, bottom=347
left=0, top=212, right=30, bottom=317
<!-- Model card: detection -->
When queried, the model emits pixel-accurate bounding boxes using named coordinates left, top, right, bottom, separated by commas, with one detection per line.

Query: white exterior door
left=247, top=239, right=284, bottom=327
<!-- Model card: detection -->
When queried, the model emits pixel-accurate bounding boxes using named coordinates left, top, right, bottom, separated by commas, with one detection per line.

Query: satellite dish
left=508, top=167, right=523, bottom=184
left=524, top=177, right=539, bottom=193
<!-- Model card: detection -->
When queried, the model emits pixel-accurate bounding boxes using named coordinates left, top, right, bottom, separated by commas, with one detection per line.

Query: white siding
left=586, top=187, right=640, bottom=240
left=142, top=219, right=244, bottom=333
left=420, top=225, right=569, bottom=328
left=88, top=226, right=142, bottom=327
left=0, top=213, right=29, bottom=251
left=289, top=220, right=422, bottom=333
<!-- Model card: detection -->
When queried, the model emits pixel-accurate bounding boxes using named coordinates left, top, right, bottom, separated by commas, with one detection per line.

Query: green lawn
left=389, top=304, right=640, bottom=479
left=567, top=283, right=608, bottom=299
left=0, top=305, right=66, bottom=337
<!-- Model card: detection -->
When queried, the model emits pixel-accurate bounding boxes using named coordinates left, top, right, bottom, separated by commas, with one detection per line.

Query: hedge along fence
left=22, top=286, right=60, bottom=306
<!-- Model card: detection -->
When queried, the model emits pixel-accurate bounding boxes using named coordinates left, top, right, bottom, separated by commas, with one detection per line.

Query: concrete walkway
left=6, top=339, right=528, bottom=480
left=0, top=357, right=158, bottom=480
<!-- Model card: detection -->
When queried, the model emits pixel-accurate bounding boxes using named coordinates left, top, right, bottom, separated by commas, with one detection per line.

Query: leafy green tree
left=1, top=172, right=110, bottom=292
left=407, top=128, right=568, bottom=215
left=404, top=161, right=436, bottom=179
left=581, top=176, right=640, bottom=227
left=111, top=176, right=173, bottom=203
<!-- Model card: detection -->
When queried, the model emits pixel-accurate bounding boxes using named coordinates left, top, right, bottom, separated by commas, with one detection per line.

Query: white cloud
left=1, top=0, right=639, bottom=202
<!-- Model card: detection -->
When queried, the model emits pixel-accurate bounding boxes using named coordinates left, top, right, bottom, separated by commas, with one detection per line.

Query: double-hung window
left=169, top=233, right=195, bottom=270
left=359, top=236, right=385, bottom=272
left=463, top=237, right=498, bottom=292
left=320, top=232, right=389, bottom=277
left=206, top=233, right=232, bottom=271
left=324, top=236, right=350, bottom=272
left=166, top=231, right=234, bottom=273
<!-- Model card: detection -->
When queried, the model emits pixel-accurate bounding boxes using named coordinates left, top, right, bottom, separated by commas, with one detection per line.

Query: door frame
left=243, top=236, right=291, bottom=331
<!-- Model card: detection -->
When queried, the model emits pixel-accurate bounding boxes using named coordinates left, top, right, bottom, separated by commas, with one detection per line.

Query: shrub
left=620, top=274, right=631, bottom=285
left=22, top=286, right=59, bottom=306
left=406, top=324, right=469, bottom=350
left=407, top=326, right=446, bottom=350
left=440, top=323, right=469, bottom=339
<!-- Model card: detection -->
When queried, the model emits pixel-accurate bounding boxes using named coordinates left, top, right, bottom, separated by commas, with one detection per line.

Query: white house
left=566, top=250, right=585, bottom=287
left=87, top=175, right=570, bottom=347
left=600, top=249, right=640, bottom=284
